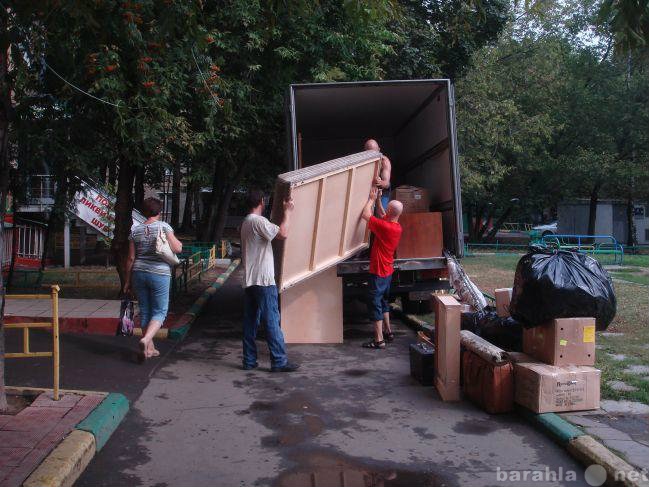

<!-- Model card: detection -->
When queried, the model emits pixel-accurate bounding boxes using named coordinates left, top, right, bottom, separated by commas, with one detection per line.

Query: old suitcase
left=410, top=343, right=435, bottom=386
left=462, top=350, right=514, bottom=414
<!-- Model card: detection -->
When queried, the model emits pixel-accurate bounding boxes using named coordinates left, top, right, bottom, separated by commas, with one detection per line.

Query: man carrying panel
left=240, top=190, right=300, bottom=372
left=364, top=138, right=391, bottom=210
left=360, top=187, right=403, bottom=349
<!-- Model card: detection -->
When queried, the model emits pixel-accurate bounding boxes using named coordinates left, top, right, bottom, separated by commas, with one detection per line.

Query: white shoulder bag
left=155, top=225, right=180, bottom=266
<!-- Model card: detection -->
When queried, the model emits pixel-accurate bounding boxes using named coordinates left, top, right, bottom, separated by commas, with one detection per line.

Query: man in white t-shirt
left=240, top=189, right=299, bottom=372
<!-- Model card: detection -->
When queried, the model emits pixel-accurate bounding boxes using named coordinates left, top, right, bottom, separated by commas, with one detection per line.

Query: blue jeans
left=243, top=285, right=288, bottom=368
left=132, top=270, right=171, bottom=328
left=367, top=274, right=392, bottom=322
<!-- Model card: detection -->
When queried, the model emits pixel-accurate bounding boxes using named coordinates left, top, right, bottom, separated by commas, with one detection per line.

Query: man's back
left=368, top=215, right=402, bottom=277
left=240, top=213, right=279, bottom=288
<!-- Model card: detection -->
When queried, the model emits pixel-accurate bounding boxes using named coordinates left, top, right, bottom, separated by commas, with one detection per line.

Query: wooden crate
left=271, top=150, right=381, bottom=292
left=395, top=212, right=443, bottom=259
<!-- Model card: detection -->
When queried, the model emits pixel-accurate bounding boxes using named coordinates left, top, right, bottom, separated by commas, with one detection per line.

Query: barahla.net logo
left=496, top=464, right=649, bottom=486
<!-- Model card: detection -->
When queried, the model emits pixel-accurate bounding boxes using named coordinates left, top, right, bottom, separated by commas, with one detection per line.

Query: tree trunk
left=465, top=204, right=473, bottom=241
left=180, top=179, right=194, bottom=233
left=193, top=186, right=201, bottom=234
left=626, top=198, right=636, bottom=248
left=107, top=159, right=117, bottom=187
left=484, top=205, right=514, bottom=243
left=0, top=15, right=13, bottom=411
left=111, top=160, right=135, bottom=290
left=200, top=164, right=222, bottom=241
left=587, top=184, right=600, bottom=237
left=472, top=205, right=485, bottom=242
left=170, top=159, right=181, bottom=229
left=211, top=181, right=236, bottom=244
left=134, top=165, right=145, bottom=211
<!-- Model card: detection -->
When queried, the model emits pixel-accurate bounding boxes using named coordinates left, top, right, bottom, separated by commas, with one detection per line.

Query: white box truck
left=286, top=80, right=463, bottom=312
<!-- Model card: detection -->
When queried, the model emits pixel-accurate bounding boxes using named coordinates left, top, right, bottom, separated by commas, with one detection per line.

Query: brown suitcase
left=462, top=350, right=514, bottom=414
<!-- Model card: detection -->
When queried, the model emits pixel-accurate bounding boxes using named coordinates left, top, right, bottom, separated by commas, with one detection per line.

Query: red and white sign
left=73, top=183, right=144, bottom=237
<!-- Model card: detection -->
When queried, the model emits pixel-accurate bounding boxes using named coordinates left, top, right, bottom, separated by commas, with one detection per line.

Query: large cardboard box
left=511, top=353, right=600, bottom=413
left=394, top=185, right=431, bottom=214
left=433, top=294, right=462, bottom=401
left=395, top=212, right=443, bottom=258
left=523, top=318, right=596, bottom=366
left=462, top=350, right=514, bottom=414
left=495, top=288, right=512, bottom=318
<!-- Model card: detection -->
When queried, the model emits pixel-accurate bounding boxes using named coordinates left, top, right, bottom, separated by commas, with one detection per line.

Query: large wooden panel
left=395, top=212, right=443, bottom=259
left=272, top=150, right=381, bottom=292
left=280, top=267, right=343, bottom=344
left=434, top=294, right=461, bottom=402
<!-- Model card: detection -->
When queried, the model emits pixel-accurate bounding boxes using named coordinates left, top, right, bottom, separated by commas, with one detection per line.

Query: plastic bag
left=447, top=254, right=487, bottom=311
left=116, top=298, right=135, bottom=336
left=510, top=245, right=616, bottom=330
left=461, top=309, right=523, bottom=351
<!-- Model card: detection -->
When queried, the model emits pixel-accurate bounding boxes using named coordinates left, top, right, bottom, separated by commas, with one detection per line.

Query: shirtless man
left=364, top=139, right=391, bottom=210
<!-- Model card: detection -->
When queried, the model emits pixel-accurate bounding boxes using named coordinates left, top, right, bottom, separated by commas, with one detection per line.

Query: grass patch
left=446, top=254, right=649, bottom=405
left=610, top=272, right=649, bottom=286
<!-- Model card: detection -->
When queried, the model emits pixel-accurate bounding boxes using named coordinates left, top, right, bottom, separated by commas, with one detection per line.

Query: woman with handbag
left=123, top=197, right=182, bottom=360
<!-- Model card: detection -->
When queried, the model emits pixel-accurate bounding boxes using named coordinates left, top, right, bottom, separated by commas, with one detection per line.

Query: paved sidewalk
left=0, top=391, right=105, bottom=487
left=76, top=269, right=591, bottom=487
left=561, top=408, right=649, bottom=471
left=5, top=298, right=121, bottom=318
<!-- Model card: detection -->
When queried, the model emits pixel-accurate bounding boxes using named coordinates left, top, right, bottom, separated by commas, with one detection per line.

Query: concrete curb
left=76, top=393, right=130, bottom=451
left=23, top=430, right=96, bottom=487
left=21, top=392, right=130, bottom=487
left=521, top=409, right=649, bottom=486
left=168, top=259, right=240, bottom=341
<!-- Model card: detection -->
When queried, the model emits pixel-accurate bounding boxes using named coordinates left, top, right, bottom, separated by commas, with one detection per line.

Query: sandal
left=384, top=332, right=395, bottom=342
left=362, top=340, right=386, bottom=349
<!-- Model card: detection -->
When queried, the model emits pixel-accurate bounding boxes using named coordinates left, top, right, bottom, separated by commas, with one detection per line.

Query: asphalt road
left=7, top=269, right=591, bottom=486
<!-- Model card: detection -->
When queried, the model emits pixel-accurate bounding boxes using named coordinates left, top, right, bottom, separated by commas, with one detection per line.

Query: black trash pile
left=509, top=245, right=616, bottom=330
left=461, top=245, right=617, bottom=351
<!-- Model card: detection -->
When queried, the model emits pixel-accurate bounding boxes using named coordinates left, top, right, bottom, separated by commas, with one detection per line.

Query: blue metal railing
left=541, top=234, right=624, bottom=265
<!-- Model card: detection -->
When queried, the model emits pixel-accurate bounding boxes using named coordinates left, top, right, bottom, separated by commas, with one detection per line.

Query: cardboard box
left=394, top=185, right=431, bottom=213
left=495, top=288, right=512, bottom=317
left=523, top=318, right=596, bottom=366
left=433, top=294, right=462, bottom=401
left=511, top=353, right=600, bottom=413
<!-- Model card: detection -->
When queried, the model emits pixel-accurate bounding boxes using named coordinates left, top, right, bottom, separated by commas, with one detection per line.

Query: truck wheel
left=401, top=295, right=432, bottom=315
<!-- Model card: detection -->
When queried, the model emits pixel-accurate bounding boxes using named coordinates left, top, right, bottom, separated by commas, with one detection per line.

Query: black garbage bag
left=461, top=309, right=523, bottom=352
left=510, top=245, right=616, bottom=330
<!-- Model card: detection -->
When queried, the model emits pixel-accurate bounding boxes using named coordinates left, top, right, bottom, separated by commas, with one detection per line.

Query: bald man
left=364, top=139, right=391, bottom=210
left=360, top=187, right=403, bottom=349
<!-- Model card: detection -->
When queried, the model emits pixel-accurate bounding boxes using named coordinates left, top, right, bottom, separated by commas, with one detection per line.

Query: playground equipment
left=541, top=234, right=624, bottom=265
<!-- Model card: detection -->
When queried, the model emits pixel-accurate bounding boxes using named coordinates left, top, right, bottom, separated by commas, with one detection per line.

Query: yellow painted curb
left=133, top=327, right=168, bottom=339
left=23, top=430, right=96, bottom=487
left=567, top=435, right=649, bottom=487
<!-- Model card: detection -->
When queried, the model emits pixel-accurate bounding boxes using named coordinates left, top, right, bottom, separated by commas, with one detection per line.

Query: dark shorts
left=367, top=273, right=392, bottom=322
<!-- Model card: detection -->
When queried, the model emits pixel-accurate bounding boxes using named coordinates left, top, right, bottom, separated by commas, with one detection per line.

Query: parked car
left=530, top=221, right=557, bottom=240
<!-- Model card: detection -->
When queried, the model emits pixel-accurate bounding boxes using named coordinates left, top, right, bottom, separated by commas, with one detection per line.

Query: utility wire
left=191, top=46, right=222, bottom=111
left=42, top=60, right=123, bottom=108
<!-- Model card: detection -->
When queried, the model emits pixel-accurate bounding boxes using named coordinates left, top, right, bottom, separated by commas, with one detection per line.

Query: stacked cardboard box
left=394, top=185, right=431, bottom=214
left=495, top=286, right=600, bottom=413
left=513, top=318, right=600, bottom=413
left=510, top=352, right=600, bottom=413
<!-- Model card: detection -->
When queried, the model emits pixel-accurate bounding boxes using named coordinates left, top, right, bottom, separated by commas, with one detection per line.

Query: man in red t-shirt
left=360, top=187, right=403, bottom=349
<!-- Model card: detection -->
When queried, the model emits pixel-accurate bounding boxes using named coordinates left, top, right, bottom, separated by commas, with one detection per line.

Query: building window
left=634, top=206, right=646, bottom=219
left=645, top=229, right=649, bottom=241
